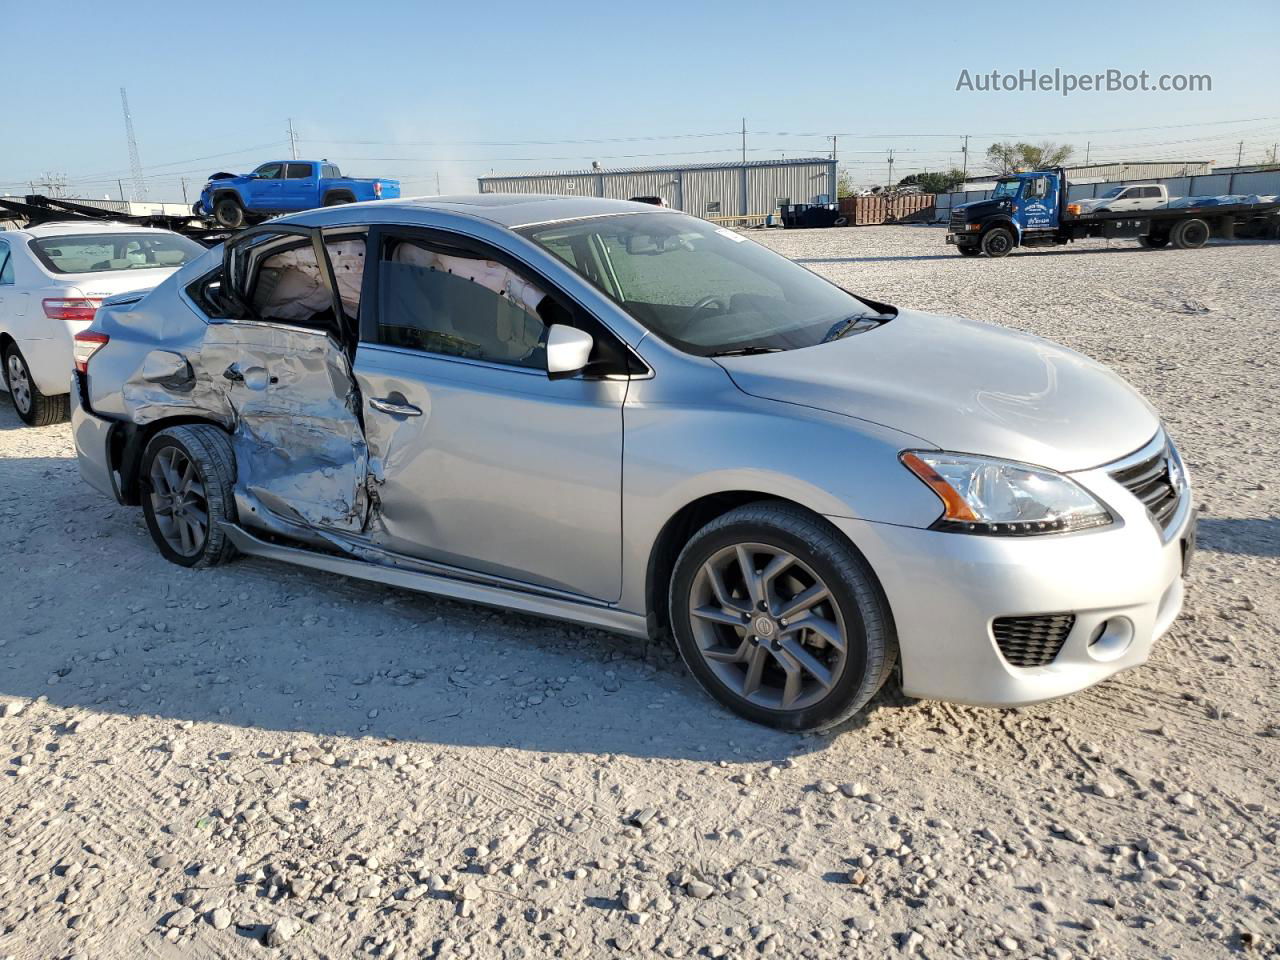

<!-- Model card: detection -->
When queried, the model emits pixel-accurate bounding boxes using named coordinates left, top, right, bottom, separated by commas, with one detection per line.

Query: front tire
left=981, top=227, right=1015, bottom=258
left=141, top=425, right=239, bottom=568
left=669, top=502, right=897, bottom=731
left=4, top=344, right=67, bottom=426
left=213, top=196, right=245, bottom=229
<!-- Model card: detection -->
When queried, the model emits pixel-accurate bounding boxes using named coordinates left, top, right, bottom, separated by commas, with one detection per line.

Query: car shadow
left=1196, top=516, right=1280, bottom=558
left=0, top=422, right=908, bottom=763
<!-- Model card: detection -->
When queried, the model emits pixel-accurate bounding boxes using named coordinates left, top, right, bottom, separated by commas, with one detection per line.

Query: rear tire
left=981, top=227, right=1015, bottom=258
left=3, top=344, right=67, bottom=426
left=1170, top=218, right=1210, bottom=250
left=140, top=425, right=239, bottom=568
left=213, top=196, right=245, bottom=229
left=668, top=501, right=897, bottom=731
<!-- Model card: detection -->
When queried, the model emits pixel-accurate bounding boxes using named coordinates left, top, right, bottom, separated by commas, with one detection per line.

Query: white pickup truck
left=1074, top=183, right=1168, bottom=214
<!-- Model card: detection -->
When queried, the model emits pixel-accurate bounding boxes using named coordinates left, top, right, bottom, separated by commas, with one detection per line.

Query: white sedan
left=0, top=222, right=206, bottom=425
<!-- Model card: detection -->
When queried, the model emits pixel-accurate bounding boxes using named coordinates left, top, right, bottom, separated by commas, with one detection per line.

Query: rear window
left=286, top=163, right=313, bottom=179
left=29, top=233, right=205, bottom=275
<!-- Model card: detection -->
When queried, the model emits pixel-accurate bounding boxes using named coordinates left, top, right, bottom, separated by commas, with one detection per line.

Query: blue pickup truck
left=196, top=160, right=401, bottom=228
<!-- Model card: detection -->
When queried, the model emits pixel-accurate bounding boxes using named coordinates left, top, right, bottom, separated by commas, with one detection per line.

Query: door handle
left=369, top=396, right=423, bottom=417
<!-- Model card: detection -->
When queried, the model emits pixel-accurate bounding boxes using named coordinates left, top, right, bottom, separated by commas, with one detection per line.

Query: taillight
left=72, top=331, right=110, bottom=373
left=43, top=298, right=101, bottom=322
left=374, top=181, right=383, bottom=198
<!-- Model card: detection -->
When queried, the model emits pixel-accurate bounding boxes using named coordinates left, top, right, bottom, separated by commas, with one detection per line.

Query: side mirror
left=545, top=324, right=593, bottom=379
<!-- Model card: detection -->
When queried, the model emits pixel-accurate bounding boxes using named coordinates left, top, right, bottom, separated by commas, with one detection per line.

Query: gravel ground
left=1, top=226, right=1277, bottom=960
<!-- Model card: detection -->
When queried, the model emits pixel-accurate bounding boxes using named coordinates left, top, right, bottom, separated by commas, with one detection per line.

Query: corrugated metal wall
left=747, top=163, right=834, bottom=215
left=479, top=160, right=836, bottom=221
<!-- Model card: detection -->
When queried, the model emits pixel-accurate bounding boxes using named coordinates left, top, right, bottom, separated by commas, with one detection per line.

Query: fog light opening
left=1087, top=617, right=1134, bottom=661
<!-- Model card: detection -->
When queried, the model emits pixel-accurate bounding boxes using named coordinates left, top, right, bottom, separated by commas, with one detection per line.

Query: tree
left=837, top=168, right=857, bottom=198
left=898, top=168, right=966, bottom=194
left=985, top=141, right=1074, bottom=175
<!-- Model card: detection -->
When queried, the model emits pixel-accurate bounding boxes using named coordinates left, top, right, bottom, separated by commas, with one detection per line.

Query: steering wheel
left=685, top=294, right=730, bottom=327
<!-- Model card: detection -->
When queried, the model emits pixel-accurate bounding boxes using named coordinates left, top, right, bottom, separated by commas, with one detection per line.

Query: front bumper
left=826, top=448, right=1194, bottom=707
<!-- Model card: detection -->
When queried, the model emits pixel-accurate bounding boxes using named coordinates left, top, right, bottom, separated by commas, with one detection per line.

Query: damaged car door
left=351, top=227, right=628, bottom=602
left=210, top=226, right=371, bottom=535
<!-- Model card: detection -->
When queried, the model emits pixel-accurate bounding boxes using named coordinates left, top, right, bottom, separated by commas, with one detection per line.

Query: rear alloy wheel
left=141, top=425, right=239, bottom=568
left=670, top=502, right=896, bottom=731
left=4, top=345, right=67, bottom=426
left=1171, top=218, right=1210, bottom=250
left=213, top=196, right=245, bottom=229
left=981, top=227, right=1014, bottom=258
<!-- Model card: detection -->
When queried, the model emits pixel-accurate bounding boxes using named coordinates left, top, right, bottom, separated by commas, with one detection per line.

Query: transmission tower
left=119, top=87, right=147, bottom=201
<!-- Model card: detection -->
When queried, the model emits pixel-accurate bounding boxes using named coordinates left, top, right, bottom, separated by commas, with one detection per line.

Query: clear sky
left=3, top=0, right=1278, bottom=201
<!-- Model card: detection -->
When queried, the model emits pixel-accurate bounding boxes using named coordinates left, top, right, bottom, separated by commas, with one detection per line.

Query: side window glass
left=286, top=163, right=312, bottom=179
left=0, top=241, right=12, bottom=284
left=256, top=163, right=283, bottom=180
left=376, top=238, right=547, bottom=369
left=325, top=236, right=365, bottom=320
left=250, top=241, right=333, bottom=329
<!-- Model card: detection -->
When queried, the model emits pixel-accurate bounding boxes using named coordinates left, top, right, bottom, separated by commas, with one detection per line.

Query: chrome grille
left=948, top=209, right=967, bottom=230
left=992, top=614, right=1075, bottom=667
left=1111, top=445, right=1181, bottom=532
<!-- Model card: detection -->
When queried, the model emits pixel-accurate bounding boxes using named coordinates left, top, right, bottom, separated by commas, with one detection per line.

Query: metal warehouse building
left=477, top=157, right=837, bottom=224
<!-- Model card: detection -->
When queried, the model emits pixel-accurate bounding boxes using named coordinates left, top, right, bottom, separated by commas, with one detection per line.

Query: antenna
left=120, top=87, right=147, bottom=201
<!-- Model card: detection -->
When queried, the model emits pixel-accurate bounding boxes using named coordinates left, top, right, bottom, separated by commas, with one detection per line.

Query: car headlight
left=901, top=451, right=1112, bottom=536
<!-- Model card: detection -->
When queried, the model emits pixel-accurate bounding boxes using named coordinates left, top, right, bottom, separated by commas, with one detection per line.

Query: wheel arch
left=112, top=414, right=234, bottom=505
left=643, top=491, right=871, bottom=641
left=322, top=189, right=356, bottom=205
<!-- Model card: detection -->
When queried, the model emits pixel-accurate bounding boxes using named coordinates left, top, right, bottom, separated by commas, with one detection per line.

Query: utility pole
left=828, top=135, right=838, bottom=161
left=436, top=172, right=441, bottom=194
left=1237, top=140, right=1244, bottom=166
left=1271, top=143, right=1278, bottom=165
left=741, top=118, right=748, bottom=163
left=886, top=149, right=895, bottom=190
left=1085, top=141, right=1091, bottom=164
left=287, top=119, right=299, bottom=161
left=117, top=179, right=125, bottom=202
left=960, top=135, right=969, bottom=181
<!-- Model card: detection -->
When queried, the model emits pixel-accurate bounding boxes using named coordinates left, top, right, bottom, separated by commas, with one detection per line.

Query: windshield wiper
left=710, top=345, right=783, bottom=357
left=821, top=313, right=881, bottom=343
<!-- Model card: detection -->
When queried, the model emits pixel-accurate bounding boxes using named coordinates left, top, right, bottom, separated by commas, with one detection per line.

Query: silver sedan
left=70, top=196, right=1196, bottom=730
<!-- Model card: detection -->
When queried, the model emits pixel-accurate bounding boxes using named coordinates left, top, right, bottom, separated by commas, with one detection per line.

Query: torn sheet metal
left=121, top=319, right=371, bottom=533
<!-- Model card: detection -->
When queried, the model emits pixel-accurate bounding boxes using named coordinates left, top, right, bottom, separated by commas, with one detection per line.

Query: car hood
left=715, top=309, right=1160, bottom=473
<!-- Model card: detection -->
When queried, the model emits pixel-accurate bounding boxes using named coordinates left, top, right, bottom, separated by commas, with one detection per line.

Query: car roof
left=281, top=194, right=683, bottom=231
left=14, top=221, right=183, bottom=239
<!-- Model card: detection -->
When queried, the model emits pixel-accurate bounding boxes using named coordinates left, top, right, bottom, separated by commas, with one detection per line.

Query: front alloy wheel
left=670, top=502, right=897, bottom=731
left=689, top=543, right=847, bottom=713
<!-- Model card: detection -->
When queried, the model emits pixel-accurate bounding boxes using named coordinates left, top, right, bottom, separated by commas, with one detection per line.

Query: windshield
left=991, top=180, right=1023, bottom=199
left=520, top=213, right=889, bottom=356
left=30, top=233, right=205, bottom=275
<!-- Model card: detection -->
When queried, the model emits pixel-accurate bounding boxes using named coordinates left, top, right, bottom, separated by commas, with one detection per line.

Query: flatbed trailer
left=0, top=194, right=234, bottom=247
left=945, top=168, right=1280, bottom=257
